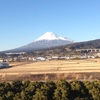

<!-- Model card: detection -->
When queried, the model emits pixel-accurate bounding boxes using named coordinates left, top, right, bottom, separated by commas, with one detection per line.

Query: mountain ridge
left=3, top=32, right=74, bottom=52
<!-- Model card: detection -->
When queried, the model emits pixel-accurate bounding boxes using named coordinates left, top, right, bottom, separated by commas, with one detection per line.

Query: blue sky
left=0, top=0, right=100, bottom=51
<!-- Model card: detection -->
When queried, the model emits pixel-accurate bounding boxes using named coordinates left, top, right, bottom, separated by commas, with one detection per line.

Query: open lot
left=0, top=59, right=100, bottom=81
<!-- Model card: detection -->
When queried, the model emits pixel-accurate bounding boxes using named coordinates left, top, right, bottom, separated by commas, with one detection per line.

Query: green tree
left=20, top=90, right=32, bottom=100
left=69, top=81, right=92, bottom=100
left=6, top=91, right=14, bottom=100
left=54, top=80, right=70, bottom=100
left=40, top=81, right=56, bottom=100
left=11, top=80, right=23, bottom=94
left=33, top=89, right=47, bottom=100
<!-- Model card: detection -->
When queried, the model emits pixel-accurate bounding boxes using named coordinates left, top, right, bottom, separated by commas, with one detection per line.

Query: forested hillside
left=67, top=39, right=100, bottom=50
left=0, top=80, right=100, bottom=100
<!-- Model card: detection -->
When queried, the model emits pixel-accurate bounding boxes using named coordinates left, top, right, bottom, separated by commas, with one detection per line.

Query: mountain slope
left=31, top=39, right=100, bottom=57
left=66, top=39, right=100, bottom=50
left=5, top=32, right=74, bottom=52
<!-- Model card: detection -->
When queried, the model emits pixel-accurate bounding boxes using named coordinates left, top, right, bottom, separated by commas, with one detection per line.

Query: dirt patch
left=0, top=72, right=100, bottom=82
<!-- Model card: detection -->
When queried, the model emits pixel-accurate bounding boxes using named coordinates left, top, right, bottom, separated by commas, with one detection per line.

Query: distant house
left=52, top=56, right=58, bottom=60
left=0, top=62, right=9, bottom=68
left=81, top=56, right=87, bottom=59
left=36, top=57, right=46, bottom=61
left=65, top=57, right=70, bottom=60
left=96, top=53, right=100, bottom=57
left=0, top=59, right=3, bottom=62
left=87, top=56, right=95, bottom=59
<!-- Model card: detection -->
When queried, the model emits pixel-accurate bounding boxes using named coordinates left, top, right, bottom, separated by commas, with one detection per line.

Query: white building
left=36, top=57, right=46, bottom=61
left=96, top=53, right=100, bottom=57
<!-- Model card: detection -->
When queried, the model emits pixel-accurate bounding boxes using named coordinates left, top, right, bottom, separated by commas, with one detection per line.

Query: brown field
left=0, top=59, right=100, bottom=81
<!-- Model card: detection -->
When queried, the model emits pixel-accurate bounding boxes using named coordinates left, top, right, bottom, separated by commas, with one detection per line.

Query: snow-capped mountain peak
left=35, top=32, right=73, bottom=42
left=35, top=32, right=58, bottom=41
left=4, top=32, right=74, bottom=52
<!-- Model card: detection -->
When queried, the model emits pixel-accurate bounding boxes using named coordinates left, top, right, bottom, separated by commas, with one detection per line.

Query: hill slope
left=4, top=32, right=74, bottom=52
left=66, top=39, right=100, bottom=50
left=31, top=39, right=100, bottom=56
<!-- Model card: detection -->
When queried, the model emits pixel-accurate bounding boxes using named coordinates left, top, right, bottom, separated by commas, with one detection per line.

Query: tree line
left=0, top=80, right=100, bottom=100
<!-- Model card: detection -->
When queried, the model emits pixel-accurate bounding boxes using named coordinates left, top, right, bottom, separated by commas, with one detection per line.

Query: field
left=0, top=59, right=100, bottom=81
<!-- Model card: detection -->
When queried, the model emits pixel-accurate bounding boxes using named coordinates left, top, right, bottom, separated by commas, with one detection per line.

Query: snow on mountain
left=35, top=32, right=58, bottom=41
left=35, top=32, right=73, bottom=42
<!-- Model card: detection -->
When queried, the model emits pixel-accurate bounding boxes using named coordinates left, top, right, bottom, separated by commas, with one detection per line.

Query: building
left=0, top=62, right=9, bottom=68
left=36, top=57, right=46, bottom=61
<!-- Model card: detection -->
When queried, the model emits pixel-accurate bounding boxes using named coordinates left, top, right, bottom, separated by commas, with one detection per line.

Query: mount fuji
left=35, top=32, right=73, bottom=41
left=5, top=32, right=74, bottom=52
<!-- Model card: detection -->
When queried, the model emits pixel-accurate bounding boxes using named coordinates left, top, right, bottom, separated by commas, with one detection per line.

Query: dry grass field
left=0, top=59, right=100, bottom=81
